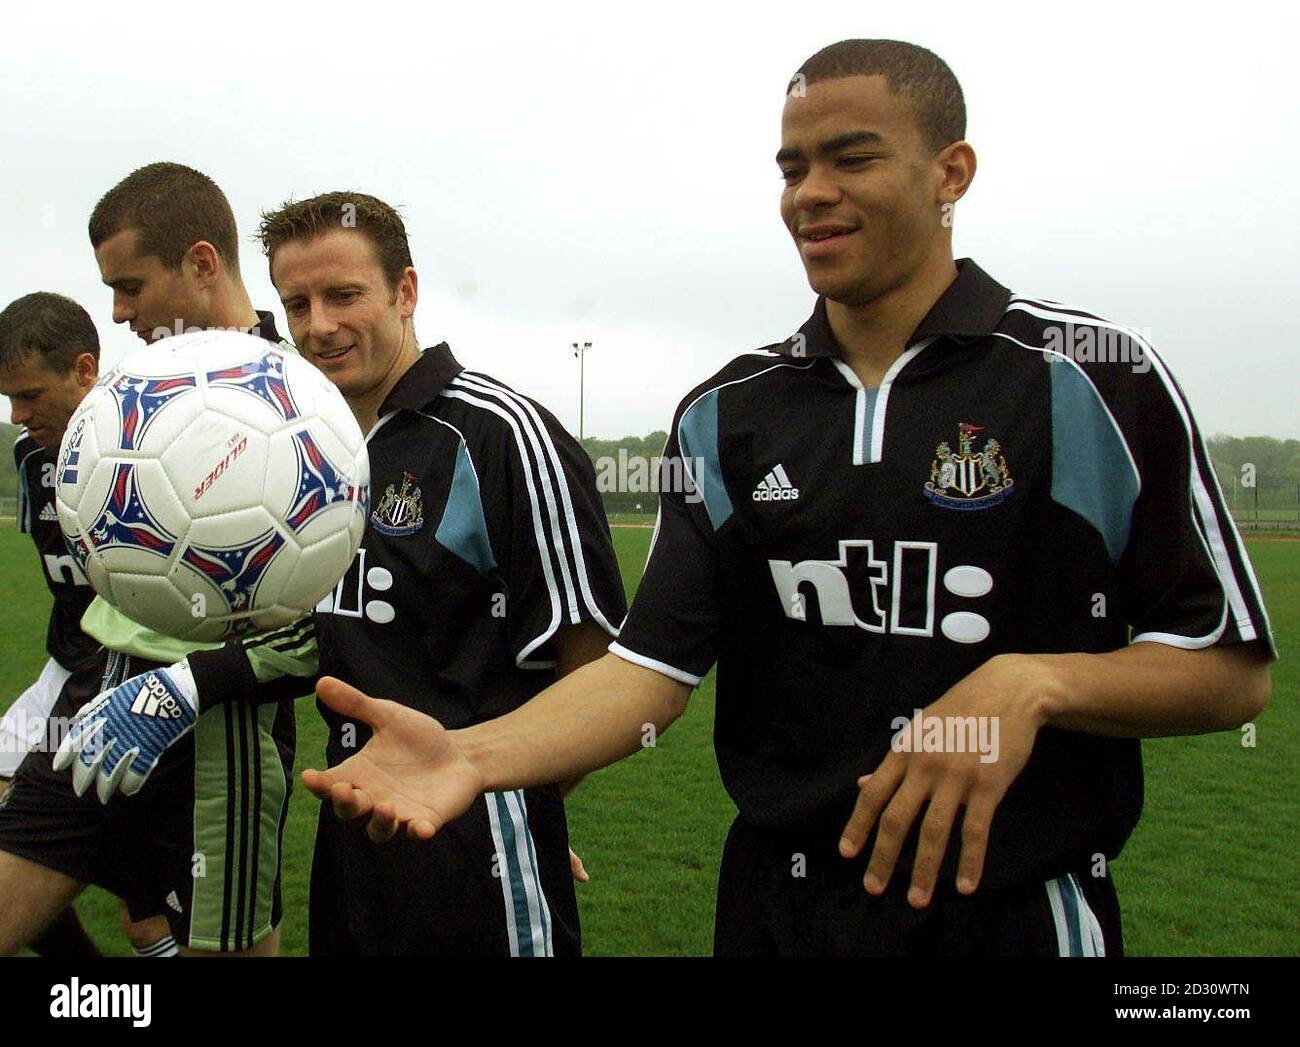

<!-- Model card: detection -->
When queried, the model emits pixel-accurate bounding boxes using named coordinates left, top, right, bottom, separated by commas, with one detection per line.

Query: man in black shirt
left=248, top=192, right=624, bottom=954
left=298, top=40, right=1274, bottom=956
left=1, top=295, right=100, bottom=781
left=0, top=292, right=172, bottom=956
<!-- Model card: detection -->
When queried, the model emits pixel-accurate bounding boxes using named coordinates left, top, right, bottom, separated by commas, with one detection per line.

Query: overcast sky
left=2, top=0, right=1296, bottom=440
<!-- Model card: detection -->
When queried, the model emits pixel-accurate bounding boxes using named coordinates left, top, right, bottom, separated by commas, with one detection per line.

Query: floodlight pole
left=572, top=341, right=592, bottom=440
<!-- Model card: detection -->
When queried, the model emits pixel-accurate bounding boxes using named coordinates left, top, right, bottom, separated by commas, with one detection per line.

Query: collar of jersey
left=379, top=343, right=465, bottom=414
left=774, top=258, right=1011, bottom=359
left=253, top=309, right=283, bottom=345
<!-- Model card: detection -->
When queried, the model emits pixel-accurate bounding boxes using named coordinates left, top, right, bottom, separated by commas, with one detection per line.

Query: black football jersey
left=612, top=259, right=1275, bottom=890
left=310, top=346, right=628, bottom=765
left=15, top=432, right=98, bottom=669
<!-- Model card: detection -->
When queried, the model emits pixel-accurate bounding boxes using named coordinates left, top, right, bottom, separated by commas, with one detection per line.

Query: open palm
left=301, top=677, right=485, bottom=841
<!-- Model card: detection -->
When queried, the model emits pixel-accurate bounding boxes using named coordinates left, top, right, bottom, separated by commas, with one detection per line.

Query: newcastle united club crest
left=371, top=471, right=424, bottom=536
left=923, top=423, right=1014, bottom=511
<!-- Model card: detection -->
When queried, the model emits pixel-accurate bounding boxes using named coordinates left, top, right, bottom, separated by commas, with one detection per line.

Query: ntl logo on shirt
left=769, top=538, right=995, bottom=644
left=49, top=979, right=151, bottom=1027
left=316, top=547, right=396, bottom=624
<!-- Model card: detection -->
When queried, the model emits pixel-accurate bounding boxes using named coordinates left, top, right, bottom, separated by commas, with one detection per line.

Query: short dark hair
left=0, top=292, right=100, bottom=374
left=257, top=191, right=414, bottom=290
left=88, top=162, right=241, bottom=274
left=791, top=40, right=966, bottom=152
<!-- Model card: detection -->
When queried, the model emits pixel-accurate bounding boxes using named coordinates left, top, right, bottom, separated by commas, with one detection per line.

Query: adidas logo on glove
left=53, top=659, right=198, bottom=803
left=129, top=674, right=185, bottom=719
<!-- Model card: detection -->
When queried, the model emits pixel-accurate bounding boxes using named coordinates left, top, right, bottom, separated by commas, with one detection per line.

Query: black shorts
left=713, top=817, right=1123, bottom=957
left=309, top=785, right=579, bottom=956
left=0, top=651, right=295, bottom=952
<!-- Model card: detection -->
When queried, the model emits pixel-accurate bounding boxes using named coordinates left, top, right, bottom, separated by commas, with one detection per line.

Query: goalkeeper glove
left=53, top=660, right=199, bottom=804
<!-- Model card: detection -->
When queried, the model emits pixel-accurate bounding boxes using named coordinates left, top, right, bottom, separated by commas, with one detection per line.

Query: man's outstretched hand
left=302, top=677, right=486, bottom=842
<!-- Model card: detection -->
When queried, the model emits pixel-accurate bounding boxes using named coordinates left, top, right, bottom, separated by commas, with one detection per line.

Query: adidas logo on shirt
left=39, top=502, right=58, bottom=522
left=129, top=675, right=184, bottom=719
left=753, top=464, right=800, bottom=502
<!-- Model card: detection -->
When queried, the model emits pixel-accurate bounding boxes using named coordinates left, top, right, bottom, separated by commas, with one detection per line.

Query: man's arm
left=1032, top=641, right=1269, bottom=735
left=837, top=642, right=1270, bottom=909
left=191, top=616, right=321, bottom=709
left=464, top=651, right=689, bottom=790
left=552, top=619, right=622, bottom=881
left=302, top=652, right=690, bottom=840
left=553, top=619, right=619, bottom=799
left=307, top=390, right=717, bottom=838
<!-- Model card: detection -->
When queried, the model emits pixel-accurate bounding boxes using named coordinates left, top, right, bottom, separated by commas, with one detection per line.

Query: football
left=54, top=329, right=369, bottom=642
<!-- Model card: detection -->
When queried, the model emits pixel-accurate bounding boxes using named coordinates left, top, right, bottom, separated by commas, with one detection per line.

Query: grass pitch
left=0, top=529, right=1295, bottom=955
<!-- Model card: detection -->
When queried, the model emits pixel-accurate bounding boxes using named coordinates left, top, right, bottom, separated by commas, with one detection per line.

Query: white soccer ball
left=55, top=329, right=369, bottom=642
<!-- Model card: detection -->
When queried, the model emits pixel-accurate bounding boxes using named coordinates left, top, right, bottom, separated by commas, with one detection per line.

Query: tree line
left=3, top=421, right=1296, bottom=518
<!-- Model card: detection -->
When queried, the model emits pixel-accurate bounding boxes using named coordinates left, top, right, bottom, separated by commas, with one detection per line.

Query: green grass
left=1, top=530, right=1295, bottom=955
left=1231, top=509, right=1300, bottom=537
left=604, top=511, right=657, bottom=526
left=1112, top=539, right=1300, bottom=955
left=1230, top=509, right=1300, bottom=521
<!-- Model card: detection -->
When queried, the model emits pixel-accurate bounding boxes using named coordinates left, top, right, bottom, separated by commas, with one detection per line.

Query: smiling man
left=292, top=39, right=1274, bottom=958
left=258, top=197, right=624, bottom=954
